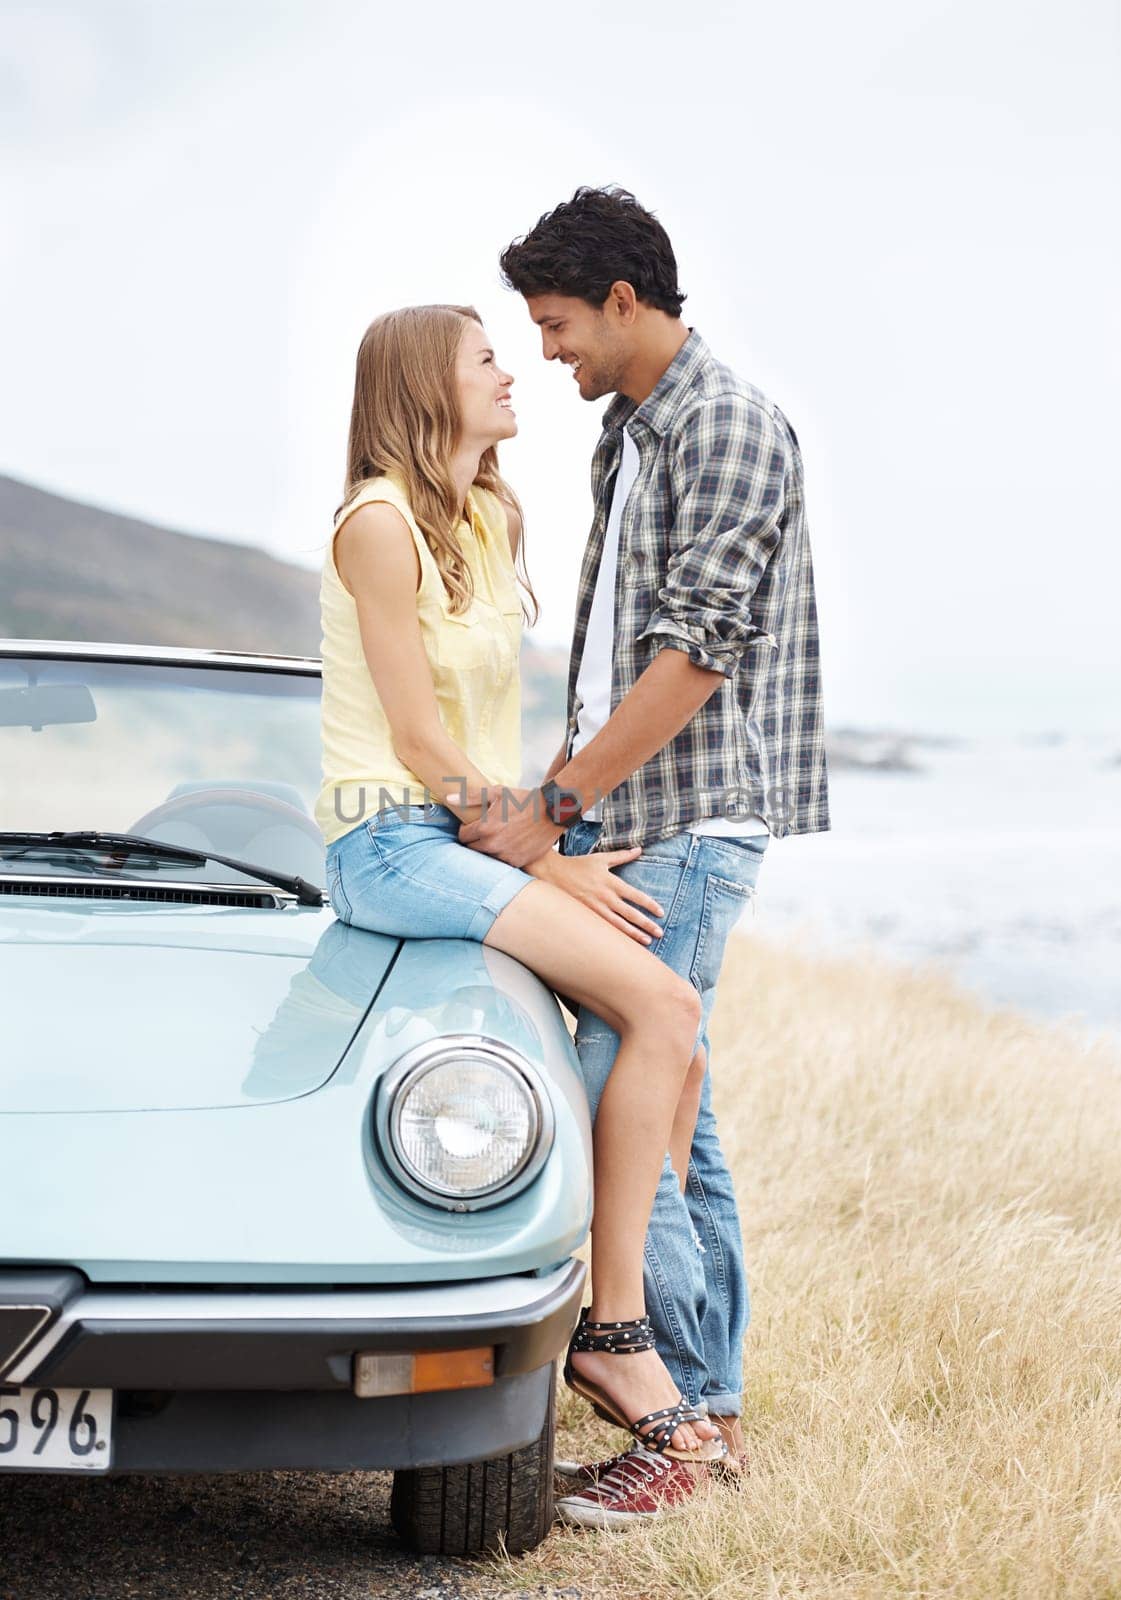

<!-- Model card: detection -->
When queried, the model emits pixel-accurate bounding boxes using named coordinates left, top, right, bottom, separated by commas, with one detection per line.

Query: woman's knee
left=624, top=971, right=701, bottom=1054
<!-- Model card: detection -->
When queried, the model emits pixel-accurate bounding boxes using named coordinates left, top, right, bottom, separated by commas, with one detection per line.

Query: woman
left=315, top=304, right=723, bottom=1463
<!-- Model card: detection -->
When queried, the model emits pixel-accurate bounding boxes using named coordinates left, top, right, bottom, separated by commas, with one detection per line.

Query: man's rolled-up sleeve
left=635, top=394, right=786, bottom=678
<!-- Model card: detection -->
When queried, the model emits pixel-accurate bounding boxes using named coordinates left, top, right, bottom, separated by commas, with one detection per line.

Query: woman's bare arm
left=334, top=501, right=491, bottom=824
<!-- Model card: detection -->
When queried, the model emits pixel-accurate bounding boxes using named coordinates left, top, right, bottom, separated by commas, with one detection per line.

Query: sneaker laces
left=588, top=1448, right=668, bottom=1503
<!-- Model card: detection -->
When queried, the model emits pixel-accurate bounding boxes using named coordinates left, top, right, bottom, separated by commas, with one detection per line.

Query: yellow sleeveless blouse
left=315, top=474, right=523, bottom=847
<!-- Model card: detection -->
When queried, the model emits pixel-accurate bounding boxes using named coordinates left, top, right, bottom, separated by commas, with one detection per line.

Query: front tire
left=390, top=1379, right=555, bottom=1554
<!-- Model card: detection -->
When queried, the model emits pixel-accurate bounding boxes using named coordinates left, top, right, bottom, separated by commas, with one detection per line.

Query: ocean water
left=746, top=736, right=1121, bottom=1043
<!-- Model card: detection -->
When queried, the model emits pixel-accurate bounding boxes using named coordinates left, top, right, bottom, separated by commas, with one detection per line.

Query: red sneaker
left=556, top=1447, right=744, bottom=1488
left=555, top=1448, right=709, bottom=1528
left=553, top=1450, right=629, bottom=1486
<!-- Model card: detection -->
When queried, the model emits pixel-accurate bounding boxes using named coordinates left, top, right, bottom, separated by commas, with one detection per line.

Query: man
left=456, top=186, right=829, bottom=1524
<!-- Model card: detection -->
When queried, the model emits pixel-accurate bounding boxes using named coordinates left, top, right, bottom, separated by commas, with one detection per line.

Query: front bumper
left=0, top=1260, right=584, bottom=1473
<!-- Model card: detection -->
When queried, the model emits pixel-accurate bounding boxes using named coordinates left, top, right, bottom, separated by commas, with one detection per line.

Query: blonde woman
left=315, top=304, right=723, bottom=1470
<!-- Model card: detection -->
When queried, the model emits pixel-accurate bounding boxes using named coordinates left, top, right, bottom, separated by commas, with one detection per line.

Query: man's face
left=524, top=293, right=630, bottom=402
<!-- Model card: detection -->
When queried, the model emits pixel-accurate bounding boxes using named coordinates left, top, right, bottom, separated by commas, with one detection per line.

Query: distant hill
left=0, top=473, right=326, bottom=655
left=0, top=471, right=568, bottom=776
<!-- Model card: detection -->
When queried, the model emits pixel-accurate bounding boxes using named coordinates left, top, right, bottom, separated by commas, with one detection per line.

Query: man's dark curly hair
left=499, top=186, right=686, bottom=316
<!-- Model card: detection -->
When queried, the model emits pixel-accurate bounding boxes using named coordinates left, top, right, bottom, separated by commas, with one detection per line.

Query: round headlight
left=377, top=1037, right=554, bottom=1210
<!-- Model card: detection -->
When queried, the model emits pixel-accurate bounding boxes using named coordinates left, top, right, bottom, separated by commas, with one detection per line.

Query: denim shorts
left=324, top=803, right=535, bottom=941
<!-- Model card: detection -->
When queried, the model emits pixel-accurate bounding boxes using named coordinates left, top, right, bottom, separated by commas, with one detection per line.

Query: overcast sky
left=2, top=0, right=1119, bottom=734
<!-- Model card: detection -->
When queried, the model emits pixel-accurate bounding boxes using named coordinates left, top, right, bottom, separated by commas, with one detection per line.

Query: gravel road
left=0, top=1469, right=583, bottom=1600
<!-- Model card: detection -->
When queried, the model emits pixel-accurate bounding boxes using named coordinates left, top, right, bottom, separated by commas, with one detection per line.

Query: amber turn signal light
left=353, top=1346, right=495, bottom=1398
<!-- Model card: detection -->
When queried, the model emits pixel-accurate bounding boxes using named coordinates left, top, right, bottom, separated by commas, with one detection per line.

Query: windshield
left=0, top=655, right=324, bottom=887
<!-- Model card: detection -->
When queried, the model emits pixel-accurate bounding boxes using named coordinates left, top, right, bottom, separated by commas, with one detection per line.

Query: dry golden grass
left=485, top=936, right=1121, bottom=1600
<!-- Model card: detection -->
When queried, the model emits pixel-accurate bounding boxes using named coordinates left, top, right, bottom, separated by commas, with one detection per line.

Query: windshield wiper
left=0, top=831, right=324, bottom=907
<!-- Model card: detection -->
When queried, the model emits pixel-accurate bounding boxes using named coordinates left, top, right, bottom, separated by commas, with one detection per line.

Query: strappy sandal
left=562, top=1307, right=727, bottom=1465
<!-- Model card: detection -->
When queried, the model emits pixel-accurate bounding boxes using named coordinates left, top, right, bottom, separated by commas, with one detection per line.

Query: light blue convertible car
left=0, top=639, right=592, bottom=1554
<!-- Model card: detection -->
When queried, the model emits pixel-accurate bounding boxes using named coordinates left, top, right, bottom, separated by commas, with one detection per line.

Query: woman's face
left=455, top=320, right=516, bottom=450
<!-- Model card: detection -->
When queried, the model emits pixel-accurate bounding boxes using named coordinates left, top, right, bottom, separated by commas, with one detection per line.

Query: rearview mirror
left=0, top=684, right=97, bottom=729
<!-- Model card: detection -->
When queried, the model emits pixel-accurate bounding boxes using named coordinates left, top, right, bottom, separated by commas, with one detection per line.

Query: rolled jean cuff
left=464, top=873, right=533, bottom=941
left=702, top=1390, right=741, bottom=1417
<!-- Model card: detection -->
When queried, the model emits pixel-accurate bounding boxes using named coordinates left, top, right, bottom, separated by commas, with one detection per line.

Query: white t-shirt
left=571, top=426, right=769, bottom=836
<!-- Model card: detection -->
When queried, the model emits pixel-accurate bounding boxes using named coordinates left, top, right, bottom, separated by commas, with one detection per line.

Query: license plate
left=0, top=1386, right=113, bottom=1472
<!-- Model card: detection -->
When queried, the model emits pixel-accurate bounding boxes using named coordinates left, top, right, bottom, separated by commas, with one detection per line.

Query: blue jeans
left=559, top=821, right=769, bottom=1418
left=325, top=804, right=534, bottom=941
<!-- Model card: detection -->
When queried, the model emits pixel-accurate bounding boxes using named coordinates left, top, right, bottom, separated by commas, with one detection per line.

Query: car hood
left=1, top=913, right=593, bottom=1285
left=0, top=899, right=400, bottom=1112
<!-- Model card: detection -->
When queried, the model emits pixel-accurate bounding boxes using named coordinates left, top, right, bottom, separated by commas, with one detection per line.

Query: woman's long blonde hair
left=339, top=304, right=538, bottom=623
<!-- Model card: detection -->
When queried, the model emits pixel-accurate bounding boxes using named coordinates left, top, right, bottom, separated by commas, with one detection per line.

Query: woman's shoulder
left=335, top=472, right=414, bottom=527
left=330, top=476, right=427, bottom=599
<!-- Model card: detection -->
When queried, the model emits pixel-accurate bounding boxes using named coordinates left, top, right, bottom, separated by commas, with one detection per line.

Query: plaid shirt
left=562, top=328, right=830, bottom=849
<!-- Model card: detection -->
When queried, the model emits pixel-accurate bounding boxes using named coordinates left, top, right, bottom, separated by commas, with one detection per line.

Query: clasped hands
left=444, top=783, right=665, bottom=947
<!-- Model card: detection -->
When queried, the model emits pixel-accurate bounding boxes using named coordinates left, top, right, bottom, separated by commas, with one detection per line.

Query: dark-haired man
left=459, top=187, right=829, bottom=1526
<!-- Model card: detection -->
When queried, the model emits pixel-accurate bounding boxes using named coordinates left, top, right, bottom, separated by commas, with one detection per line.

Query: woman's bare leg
left=484, top=877, right=718, bottom=1455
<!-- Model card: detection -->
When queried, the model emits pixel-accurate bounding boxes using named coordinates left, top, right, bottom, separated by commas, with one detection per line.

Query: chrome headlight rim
left=375, top=1034, right=555, bottom=1212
